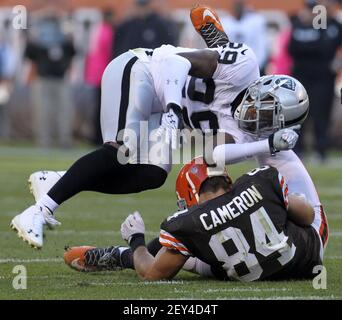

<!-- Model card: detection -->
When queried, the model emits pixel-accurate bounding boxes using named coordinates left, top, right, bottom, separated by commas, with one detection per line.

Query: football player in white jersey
left=10, top=8, right=302, bottom=250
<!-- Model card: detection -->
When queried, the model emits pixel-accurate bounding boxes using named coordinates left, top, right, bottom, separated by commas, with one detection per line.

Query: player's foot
left=28, top=170, right=65, bottom=202
left=64, top=246, right=125, bottom=272
left=190, top=4, right=228, bottom=48
left=10, top=205, right=61, bottom=249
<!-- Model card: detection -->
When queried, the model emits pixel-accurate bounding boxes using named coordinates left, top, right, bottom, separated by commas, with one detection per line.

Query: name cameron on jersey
left=200, top=185, right=263, bottom=231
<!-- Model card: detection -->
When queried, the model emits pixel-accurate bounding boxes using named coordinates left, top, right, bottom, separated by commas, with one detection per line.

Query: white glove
left=269, top=125, right=301, bottom=154
left=156, top=104, right=183, bottom=150
left=120, top=211, right=145, bottom=243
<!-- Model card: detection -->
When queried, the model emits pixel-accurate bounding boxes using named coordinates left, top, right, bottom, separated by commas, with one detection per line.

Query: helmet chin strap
left=233, top=104, right=242, bottom=120
left=278, top=113, right=285, bottom=128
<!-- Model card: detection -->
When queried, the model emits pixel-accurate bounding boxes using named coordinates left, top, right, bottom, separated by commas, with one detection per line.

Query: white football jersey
left=181, top=43, right=260, bottom=134
left=146, top=43, right=260, bottom=133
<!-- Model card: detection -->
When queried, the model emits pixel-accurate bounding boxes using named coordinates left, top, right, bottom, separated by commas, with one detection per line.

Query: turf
left=0, top=145, right=341, bottom=300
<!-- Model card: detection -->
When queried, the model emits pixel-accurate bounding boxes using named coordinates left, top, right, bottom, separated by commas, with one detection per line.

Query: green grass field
left=0, top=145, right=341, bottom=300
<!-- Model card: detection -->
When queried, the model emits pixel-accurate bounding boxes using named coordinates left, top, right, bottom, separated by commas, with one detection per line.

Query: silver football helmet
left=234, top=75, right=309, bottom=136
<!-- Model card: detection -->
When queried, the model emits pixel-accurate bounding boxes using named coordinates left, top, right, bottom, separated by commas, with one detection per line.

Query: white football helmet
left=234, top=75, right=309, bottom=136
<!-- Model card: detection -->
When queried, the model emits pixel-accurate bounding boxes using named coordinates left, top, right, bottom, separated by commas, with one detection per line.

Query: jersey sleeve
left=159, top=229, right=192, bottom=257
left=277, top=172, right=289, bottom=210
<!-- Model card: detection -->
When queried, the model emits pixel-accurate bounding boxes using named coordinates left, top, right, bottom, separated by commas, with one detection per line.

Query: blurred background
left=0, top=0, right=341, bottom=163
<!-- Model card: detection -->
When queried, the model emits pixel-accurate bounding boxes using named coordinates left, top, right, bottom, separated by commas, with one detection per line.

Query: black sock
left=48, top=144, right=167, bottom=204
left=121, top=249, right=134, bottom=269
left=147, top=237, right=162, bottom=257
left=120, top=238, right=162, bottom=270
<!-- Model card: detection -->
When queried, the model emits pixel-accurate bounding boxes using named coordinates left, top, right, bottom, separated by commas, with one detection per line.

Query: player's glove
left=156, top=103, right=184, bottom=150
left=268, top=125, right=301, bottom=155
left=120, top=212, right=146, bottom=252
left=121, top=211, right=145, bottom=243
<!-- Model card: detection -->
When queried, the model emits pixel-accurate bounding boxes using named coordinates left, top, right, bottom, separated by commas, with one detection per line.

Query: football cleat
left=190, top=4, right=229, bottom=48
left=64, top=246, right=126, bottom=272
left=28, top=170, right=65, bottom=202
left=10, top=205, right=60, bottom=249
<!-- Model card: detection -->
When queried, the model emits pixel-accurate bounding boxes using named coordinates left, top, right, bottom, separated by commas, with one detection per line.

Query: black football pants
left=47, top=143, right=167, bottom=205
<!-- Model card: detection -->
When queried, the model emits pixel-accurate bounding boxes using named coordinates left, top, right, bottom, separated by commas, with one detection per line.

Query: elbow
left=201, top=50, right=218, bottom=77
left=300, top=202, right=315, bottom=226
left=138, top=271, right=165, bottom=282
left=289, top=205, right=315, bottom=227
left=305, top=206, right=315, bottom=226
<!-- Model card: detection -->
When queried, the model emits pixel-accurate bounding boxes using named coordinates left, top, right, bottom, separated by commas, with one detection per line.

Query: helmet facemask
left=236, top=84, right=285, bottom=137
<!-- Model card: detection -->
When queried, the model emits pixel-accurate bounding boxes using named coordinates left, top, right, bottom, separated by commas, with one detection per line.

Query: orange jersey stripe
left=160, top=233, right=180, bottom=244
left=280, top=176, right=285, bottom=188
left=319, top=206, right=329, bottom=246
left=159, top=241, right=190, bottom=252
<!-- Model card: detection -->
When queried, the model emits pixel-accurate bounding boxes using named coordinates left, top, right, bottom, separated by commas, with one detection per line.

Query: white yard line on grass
left=1, top=255, right=340, bottom=264
left=0, top=258, right=62, bottom=264
left=203, top=288, right=291, bottom=293
left=325, top=256, right=342, bottom=260
left=0, top=230, right=158, bottom=237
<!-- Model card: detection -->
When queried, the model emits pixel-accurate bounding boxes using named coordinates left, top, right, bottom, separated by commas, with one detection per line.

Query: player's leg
left=190, top=4, right=228, bottom=48
left=40, top=56, right=169, bottom=205
left=10, top=52, right=168, bottom=248
left=65, top=240, right=219, bottom=279
left=46, top=143, right=167, bottom=205
left=64, top=238, right=163, bottom=272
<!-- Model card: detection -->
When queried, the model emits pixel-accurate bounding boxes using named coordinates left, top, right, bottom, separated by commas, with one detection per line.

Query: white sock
left=37, top=194, right=59, bottom=214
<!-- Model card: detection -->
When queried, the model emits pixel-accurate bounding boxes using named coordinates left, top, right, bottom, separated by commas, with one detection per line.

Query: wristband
left=129, top=233, right=146, bottom=253
left=268, top=134, right=278, bottom=156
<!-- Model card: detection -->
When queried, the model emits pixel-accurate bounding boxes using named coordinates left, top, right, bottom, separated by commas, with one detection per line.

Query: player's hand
left=156, top=103, right=184, bottom=150
left=120, top=211, right=145, bottom=244
left=269, top=125, right=301, bottom=154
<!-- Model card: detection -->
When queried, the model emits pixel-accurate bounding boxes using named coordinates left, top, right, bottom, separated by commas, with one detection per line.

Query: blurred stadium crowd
left=0, top=0, right=341, bottom=162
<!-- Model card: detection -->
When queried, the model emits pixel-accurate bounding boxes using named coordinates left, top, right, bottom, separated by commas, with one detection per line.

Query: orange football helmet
left=176, top=157, right=231, bottom=210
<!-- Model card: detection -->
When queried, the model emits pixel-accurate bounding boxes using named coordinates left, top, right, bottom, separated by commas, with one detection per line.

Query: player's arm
left=152, top=48, right=219, bottom=111
left=213, top=126, right=301, bottom=166
left=287, top=194, right=315, bottom=227
left=154, top=48, right=220, bottom=148
left=133, top=246, right=187, bottom=281
left=277, top=172, right=314, bottom=227
left=120, top=212, right=187, bottom=281
left=177, top=50, right=219, bottom=79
